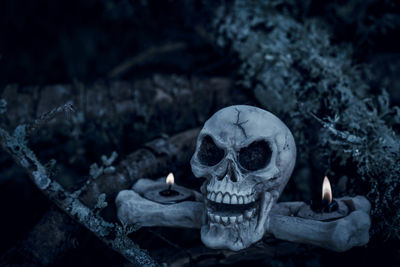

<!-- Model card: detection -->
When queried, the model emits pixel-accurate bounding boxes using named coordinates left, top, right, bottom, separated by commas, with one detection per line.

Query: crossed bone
left=116, top=178, right=371, bottom=252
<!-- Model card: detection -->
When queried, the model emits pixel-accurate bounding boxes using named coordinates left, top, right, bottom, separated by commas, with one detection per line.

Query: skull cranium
left=190, top=105, right=296, bottom=251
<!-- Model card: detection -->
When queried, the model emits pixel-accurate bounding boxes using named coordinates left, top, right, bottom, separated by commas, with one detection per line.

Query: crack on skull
left=233, top=108, right=249, bottom=138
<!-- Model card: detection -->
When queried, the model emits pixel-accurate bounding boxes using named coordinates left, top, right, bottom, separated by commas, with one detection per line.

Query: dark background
left=0, top=0, right=399, bottom=266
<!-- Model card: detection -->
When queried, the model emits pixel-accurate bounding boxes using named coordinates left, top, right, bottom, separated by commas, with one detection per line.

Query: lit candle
left=142, top=172, right=194, bottom=204
left=320, top=176, right=338, bottom=213
left=322, top=176, right=332, bottom=204
left=307, top=176, right=340, bottom=215
left=297, top=176, right=349, bottom=220
left=159, top=173, right=179, bottom=197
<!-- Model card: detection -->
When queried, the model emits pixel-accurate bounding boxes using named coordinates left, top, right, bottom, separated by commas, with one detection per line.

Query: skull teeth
left=231, top=195, right=237, bottom=204
left=245, top=208, right=255, bottom=219
left=215, top=192, right=223, bottom=203
left=206, top=191, right=254, bottom=205
left=207, top=213, right=249, bottom=225
left=206, top=190, right=259, bottom=225
left=209, top=192, right=217, bottom=203
left=222, top=193, right=230, bottom=204
left=210, top=192, right=216, bottom=201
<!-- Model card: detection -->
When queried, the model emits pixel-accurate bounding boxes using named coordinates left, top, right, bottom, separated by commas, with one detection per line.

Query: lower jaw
left=205, top=202, right=260, bottom=226
left=201, top=193, right=272, bottom=250
left=201, top=216, right=260, bottom=251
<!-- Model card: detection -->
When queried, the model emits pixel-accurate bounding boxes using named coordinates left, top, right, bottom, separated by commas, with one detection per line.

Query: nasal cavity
left=217, top=162, right=238, bottom=182
left=230, top=167, right=238, bottom=182
left=217, top=168, right=227, bottom=181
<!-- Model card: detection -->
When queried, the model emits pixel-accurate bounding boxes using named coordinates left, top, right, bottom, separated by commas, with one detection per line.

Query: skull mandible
left=190, top=105, right=296, bottom=251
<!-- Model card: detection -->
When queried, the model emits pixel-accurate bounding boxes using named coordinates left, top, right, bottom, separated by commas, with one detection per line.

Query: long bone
left=116, top=179, right=371, bottom=252
left=116, top=179, right=203, bottom=229
left=267, top=196, right=371, bottom=252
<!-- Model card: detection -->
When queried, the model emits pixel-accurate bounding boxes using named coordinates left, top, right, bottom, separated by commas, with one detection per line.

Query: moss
left=213, top=0, right=400, bottom=240
left=95, top=193, right=108, bottom=210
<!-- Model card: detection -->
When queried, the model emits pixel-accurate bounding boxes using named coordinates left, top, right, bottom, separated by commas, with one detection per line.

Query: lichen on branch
left=0, top=105, right=160, bottom=267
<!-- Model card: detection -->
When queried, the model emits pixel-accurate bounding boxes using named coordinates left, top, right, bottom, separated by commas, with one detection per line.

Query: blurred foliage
left=212, top=0, right=400, bottom=240
left=310, top=0, right=400, bottom=56
left=0, top=0, right=227, bottom=86
left=0, top=0, right=399, bottom=264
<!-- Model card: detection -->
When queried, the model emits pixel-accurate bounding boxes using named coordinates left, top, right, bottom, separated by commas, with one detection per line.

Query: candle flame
left=166, top=172, right=174, bottom=185
left=322, top=176, right=332, bottom=204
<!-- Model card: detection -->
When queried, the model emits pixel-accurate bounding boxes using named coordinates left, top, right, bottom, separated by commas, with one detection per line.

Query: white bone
left=116, top=105, right=370, bottom=251
left=116, top=189, right=203, bottom=229
left=267, top=196, right=371, bottom=252
left=116, top=180, right=371, bottom=252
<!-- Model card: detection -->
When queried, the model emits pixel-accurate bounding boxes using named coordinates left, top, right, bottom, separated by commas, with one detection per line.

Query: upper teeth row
left=207, top=191, right=254, bottom=204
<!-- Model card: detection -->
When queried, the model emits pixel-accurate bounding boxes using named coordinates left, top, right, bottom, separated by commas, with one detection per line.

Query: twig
left=0, top=104, right=160, bottom=267
left=307, top=110, right=364, bottom=145
left=25, top=102, right=75, bottom=136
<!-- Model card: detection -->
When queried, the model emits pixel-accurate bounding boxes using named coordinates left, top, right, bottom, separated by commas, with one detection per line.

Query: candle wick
left=168, top=184, right=172, bottom=191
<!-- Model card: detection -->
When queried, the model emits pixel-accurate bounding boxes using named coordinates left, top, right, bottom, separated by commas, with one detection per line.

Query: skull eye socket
left=198, top=135, right=225, bottom=166
left=239, top=140, right=272, bottom=171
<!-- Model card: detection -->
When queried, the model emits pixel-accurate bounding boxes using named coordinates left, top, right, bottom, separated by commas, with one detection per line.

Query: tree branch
left=0, top=110, right=160, bottom=267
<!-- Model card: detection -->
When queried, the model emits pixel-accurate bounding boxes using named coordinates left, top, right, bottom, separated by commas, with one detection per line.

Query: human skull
left=190, top=105, right=296, bottom=251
